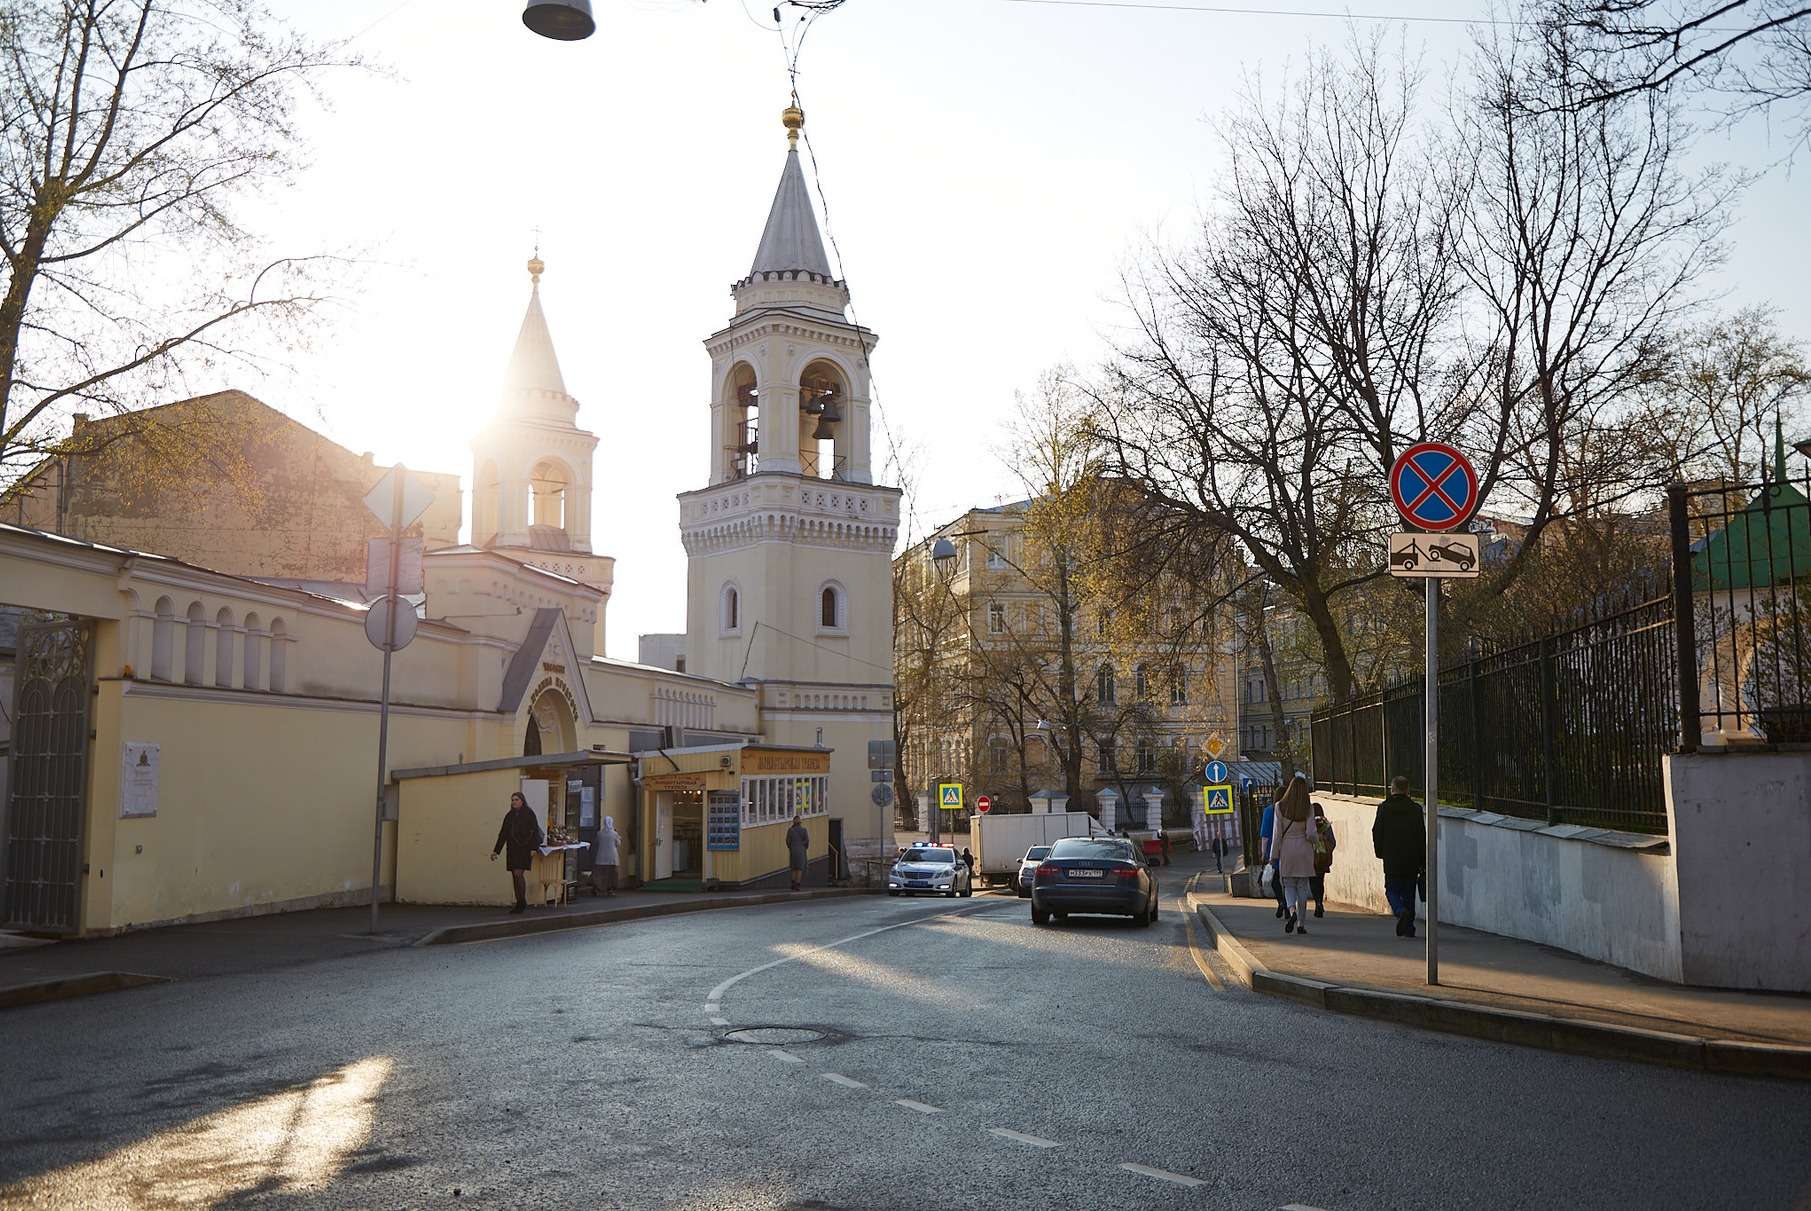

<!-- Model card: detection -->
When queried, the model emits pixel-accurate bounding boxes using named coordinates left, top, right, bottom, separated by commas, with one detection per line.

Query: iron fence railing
left=1311, top=595, right=1678, bottom=834
left=1672, top=476, right=1811, bottom=746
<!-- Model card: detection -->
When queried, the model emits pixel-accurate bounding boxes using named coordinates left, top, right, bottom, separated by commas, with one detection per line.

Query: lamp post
left=523, top=0, right=595, bottom=40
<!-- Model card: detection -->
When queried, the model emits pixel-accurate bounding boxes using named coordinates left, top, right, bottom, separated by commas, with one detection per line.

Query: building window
left=1134, top=664, right=1150, bottom=701
left=1099, top=739, right=1117, bottom=772
left=988, top=601, right=1006, bottom=634
left=816, top=582, right=847, bottom=633
left=151, top=597, right=175, bottom=682
left=987, top=544, right=1007, bottom=570
left=1137, top=738, right=1157, bottom=774
left=1170, top=671, right=1188, bottom=706
left=1097, top=664, right=1116, bottom=705
left=989, top=737, right=1010, bottom=774
left=720, top=583, right=741, bottom=634
left=184, top=602, right=206, bottom=686
left=269, top=619, right=287, bottom=693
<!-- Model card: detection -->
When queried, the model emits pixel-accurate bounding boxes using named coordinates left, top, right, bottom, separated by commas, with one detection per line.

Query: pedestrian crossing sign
left=939, top=783, right=964, bottom=810
left=1202, top=784, right=1233, bottom=815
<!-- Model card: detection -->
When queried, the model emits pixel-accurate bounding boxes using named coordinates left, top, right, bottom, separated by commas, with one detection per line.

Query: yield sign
left=1390, top=442, right=1479, bottom=533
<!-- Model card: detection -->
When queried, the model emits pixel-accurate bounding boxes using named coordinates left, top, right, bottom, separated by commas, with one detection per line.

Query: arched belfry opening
left=723, top=363, right=760, bottom=481
left=799, top=360, right=847, bottom=481
left=530, top=458, right=573, bottom=540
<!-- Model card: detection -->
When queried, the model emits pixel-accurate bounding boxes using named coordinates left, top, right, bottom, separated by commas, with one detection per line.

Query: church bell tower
left=678, top=105, right=901, bottom=863
left=470, top=256, right=616, bottom=647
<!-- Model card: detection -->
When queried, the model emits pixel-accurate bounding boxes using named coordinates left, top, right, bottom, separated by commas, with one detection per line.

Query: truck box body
left=972, top=811, right=1100, bottom=885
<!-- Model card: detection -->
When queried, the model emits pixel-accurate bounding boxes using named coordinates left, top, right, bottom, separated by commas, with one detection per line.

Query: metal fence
left=1312, top=594, right=1678, bottom=834
left=1671, top=476, right=1811, bottom=746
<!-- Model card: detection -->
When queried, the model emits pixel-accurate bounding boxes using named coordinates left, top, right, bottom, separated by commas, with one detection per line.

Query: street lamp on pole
left=523, top=0, right=595, bottom=40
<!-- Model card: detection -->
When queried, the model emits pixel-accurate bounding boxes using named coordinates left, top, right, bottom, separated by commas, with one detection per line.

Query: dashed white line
left=1121, top=1163, right=1206, bottom=1187
left=989, top=1128, right=1062, bottom=1149
left=894, top=1099, right=943, bottom=1114
left=767, top=1050, right=803, bottom=1064
left=1280, top=1205, right=1331, bottom=1210
left=709, top=1015, right=729, bottom=1026
left=821, top=1072, right=868, bottom=1089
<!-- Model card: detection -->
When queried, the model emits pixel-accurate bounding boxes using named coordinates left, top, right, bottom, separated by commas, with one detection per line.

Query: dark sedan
left=1030, top=836, right=1158, bottom=926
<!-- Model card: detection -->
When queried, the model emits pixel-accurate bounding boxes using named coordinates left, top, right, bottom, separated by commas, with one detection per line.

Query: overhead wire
left=769, top=1, right=914, bottom=538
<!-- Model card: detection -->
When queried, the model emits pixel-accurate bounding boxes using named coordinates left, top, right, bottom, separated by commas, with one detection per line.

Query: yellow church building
left=0, top=107, right=899, bottom=936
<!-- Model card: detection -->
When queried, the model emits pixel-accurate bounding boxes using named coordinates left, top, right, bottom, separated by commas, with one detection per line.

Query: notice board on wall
left=707, top=791, right=741, bottom=851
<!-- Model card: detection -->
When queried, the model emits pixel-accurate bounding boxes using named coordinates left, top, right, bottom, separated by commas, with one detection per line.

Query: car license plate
left=908, top=880, right=929, bottom=887
left=1070, top=869, right=1104, bottom=878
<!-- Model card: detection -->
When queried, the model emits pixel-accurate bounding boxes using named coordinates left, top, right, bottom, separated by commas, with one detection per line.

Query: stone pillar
left=1097, top=786, right=1120, bottom=833
left=1141, top=788, right=1166, bottom=832
left=916, top=791, right=932, bottom=835
left=1028, top=790, right=1069, bottom=815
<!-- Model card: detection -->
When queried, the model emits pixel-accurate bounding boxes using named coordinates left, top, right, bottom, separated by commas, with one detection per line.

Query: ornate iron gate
left=4, top=619, right=93, bottom=934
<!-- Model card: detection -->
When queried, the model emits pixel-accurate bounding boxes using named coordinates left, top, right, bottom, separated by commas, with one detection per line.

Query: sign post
left=1388, top=442, right=1481, bottom=987
left=361, top=465, right=435, bottom=934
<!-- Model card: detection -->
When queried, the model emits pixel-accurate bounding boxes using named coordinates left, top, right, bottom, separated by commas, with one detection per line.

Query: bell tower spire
left=678, top=103, right=902, bottom=867
left=471, top=254, right=615, bottom=647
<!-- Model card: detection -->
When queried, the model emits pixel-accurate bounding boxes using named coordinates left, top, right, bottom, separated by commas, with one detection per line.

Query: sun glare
left=0, top=1056, right=393, bottom=1208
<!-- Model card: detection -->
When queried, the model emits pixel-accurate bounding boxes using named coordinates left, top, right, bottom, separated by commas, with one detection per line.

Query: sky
left=246, top=0, right=1811, bottom=660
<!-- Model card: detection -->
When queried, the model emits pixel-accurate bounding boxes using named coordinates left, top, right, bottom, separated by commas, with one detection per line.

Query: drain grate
left=724, top=1026, right=826, bottom=1045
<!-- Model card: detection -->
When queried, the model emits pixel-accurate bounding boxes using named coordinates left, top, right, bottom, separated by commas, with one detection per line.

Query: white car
left=888, top=845, right=974, bottom=898
left=1016, top=845, right=1052, bottom=898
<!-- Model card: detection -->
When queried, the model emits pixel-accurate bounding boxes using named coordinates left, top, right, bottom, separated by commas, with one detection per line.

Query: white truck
left=970, top=811, right=1101, bottom=888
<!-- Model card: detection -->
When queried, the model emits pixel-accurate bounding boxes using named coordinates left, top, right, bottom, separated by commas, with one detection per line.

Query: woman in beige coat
left=1266, top=774, right=1318, bottom=934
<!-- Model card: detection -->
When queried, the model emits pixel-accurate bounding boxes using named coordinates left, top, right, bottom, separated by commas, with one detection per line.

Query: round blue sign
left=1390, top=442, right=1479, bottom=533
left=1204, top=760, right=1228, bottom=784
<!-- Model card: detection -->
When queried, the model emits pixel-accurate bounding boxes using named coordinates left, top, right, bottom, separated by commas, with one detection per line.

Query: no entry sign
left=1390, top=442, right=1479, bottom=532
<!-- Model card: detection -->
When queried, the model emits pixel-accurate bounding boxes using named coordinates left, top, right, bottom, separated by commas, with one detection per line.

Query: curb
left=1192, top=902, right=1811, bottom=1082
left=416, top=886, right=876, bottom=946
left=0, top=971, right=172, bottom=1010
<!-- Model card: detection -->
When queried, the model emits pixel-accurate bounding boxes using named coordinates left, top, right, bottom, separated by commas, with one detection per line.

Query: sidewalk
left=1183, top=855, right=1811, bottom=1081
left=0, top=882, right=870, bottom=1010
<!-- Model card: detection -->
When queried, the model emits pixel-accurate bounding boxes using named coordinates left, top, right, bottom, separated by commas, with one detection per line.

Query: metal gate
left=3, top=619, right=92, bottom=934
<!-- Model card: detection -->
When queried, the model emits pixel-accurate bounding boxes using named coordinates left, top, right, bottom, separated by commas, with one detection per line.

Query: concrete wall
left=1313, top=794, right=1683, bottom=983
left=1666, top=751, right=1811, bottom=992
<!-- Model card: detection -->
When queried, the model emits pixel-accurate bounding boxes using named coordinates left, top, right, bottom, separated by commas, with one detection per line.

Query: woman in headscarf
left=593, top=815, right=622, bottom=896
left=1266, top=773, right=1318, bottom=934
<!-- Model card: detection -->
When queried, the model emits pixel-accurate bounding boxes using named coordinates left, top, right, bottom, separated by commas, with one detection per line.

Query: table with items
left=532, top=825, right=590, bottom=905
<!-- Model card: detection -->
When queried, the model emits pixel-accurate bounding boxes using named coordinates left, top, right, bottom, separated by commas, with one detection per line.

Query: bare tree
left=1451, top=18, right=1736, bottom=565
left=1542, top=0, right=1811, bottom=156
left=1092, top=37, right=1458, bottom=704
left=1632, top=305, right=1811, bottom=483
left=0, top=0, right=358, bottom=478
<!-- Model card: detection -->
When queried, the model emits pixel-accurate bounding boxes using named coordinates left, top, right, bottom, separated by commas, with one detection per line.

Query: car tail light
left=1115, top=866, right=1142, bottom=879
left=1036, top=864, right=1061, bottom=876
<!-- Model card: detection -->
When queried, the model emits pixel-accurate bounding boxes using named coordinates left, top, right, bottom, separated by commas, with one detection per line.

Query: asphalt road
left=2, top=885, right=1809, bottom=1210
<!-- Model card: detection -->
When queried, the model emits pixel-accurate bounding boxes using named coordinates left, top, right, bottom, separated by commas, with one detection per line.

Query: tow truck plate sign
left=1388, top=532, right=1480, bottom=579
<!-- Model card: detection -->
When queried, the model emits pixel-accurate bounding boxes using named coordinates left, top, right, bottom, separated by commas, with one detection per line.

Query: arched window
left=269, top=619, right=288, bottom=692
left=1097, top=664, right=1116, bottom=705
left=530, top=459, right=571, bottom=530
left=151, top=597, right=175, bottom=681
left=720, top=583, right=741, bottom=635
left=184, top=602, right=207, bottom=685
left=215, top=607, right=235, bottom=688
left=1134, top=664, right=1150, bottom=701
left=243, top=613, right=263, bottom=690
left=816, top=582, right=847, bottom=634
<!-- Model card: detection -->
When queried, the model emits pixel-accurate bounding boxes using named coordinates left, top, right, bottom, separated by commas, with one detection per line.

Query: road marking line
left=768, top=1050, right=803, bottom=1064
left=709, top=1016, right=729, bottom=1026
left=1182, top=874, right=1226, bottom=991
left=704, top=904, right=999, bottom=1017
left=1121, top=1163, right=1206, bottom=1187
left=821, top=1072, right=868, bottom=1089
left=895, top=1099, right=943, bottom=1114
left=1281, top=1205, right=1331, bottom=1210
left=989, top=1128, right=1062, bottom=1149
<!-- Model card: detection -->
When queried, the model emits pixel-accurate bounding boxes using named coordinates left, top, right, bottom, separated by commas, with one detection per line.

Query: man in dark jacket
left=1372, top=775, right=1426, bottom=938
left=491, top=791, right=544, bottom=913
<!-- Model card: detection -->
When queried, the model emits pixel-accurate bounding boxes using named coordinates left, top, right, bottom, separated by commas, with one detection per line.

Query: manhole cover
left=724, top=1027, right=826, bottom=1046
